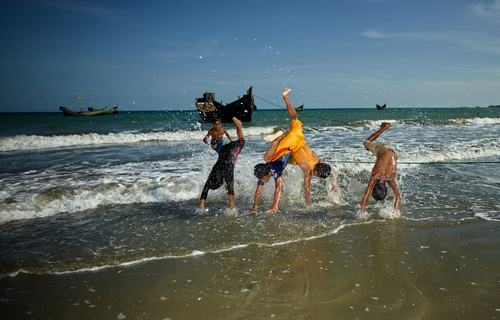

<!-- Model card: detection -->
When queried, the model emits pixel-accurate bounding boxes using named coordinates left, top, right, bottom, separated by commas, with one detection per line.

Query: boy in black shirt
left=200, top=117, right=245, bottom=212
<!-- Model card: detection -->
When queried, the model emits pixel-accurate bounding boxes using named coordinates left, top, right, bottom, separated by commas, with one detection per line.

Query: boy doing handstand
left=360, top=122, right=401, bottom=218
left=247, top=88, right=338, bottom=214
left=200, top=117, right=244, bottom=212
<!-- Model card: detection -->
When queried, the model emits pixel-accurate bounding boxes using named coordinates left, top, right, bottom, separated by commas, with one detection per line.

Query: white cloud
left=38, top=0, right=121, bottom=18
left=361, top=29, right=500, bottom=55
left=156, top=52, right=198, bottom=63
left=361, top=29, right=424, bottom=40
left=361, top=30, right=387, bottom=38
left=470, top=0, right=500, bottom=18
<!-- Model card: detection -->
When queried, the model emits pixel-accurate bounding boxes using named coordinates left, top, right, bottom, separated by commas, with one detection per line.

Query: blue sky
left=1, top=0, right=499, bottom=112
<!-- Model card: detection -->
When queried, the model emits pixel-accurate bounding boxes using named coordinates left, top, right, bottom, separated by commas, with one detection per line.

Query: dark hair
left=372, top=182, right=387, bottom=200
left=206, top=172, right=224, bottom=190
left=314, top=163, right=331, bottom=179
left=254, top=163, right=271, bottom=179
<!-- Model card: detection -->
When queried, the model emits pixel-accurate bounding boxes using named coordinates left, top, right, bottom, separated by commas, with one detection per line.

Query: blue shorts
left=211, top=141, right=224, bottom=154
left=257, top=153, right=292, bottom=185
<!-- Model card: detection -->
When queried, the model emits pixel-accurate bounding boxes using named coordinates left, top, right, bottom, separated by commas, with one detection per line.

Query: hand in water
left=355, top=210, right=370, bottom=220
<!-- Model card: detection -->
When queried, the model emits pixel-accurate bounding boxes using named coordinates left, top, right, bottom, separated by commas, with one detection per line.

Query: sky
left=1, top=0, right=499, bottom=112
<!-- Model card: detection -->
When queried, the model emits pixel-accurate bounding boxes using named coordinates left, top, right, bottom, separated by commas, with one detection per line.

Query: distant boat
left=196, top=87, right=257, bottom=123
left=59, top=105, right=119, bottom=116
left=294, top=104, right=304, bottom=112
left=376, top=103, right=386, bottom=110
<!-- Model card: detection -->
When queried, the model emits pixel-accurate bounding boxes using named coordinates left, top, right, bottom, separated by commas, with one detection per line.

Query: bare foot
left=264, top=130, right=283, bottom=142
left=282, top=88, right=292, bottom=99
left=232, top=117, right=242, bottom=126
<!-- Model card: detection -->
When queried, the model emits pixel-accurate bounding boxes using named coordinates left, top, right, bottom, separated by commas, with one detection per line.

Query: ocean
left=1, top=106, right=500, bottom=319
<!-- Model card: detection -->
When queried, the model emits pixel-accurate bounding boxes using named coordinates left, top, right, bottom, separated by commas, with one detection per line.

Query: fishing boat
left=294, top=104, right=304, bottom=111
left=59, top=105, right=119, bottom=116
left=376, top=103, right=386, bottom=110
left=195, top=87, right=257, bottom=123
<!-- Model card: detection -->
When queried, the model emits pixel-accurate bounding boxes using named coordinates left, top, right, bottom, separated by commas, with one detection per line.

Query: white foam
left=0, top=159, right=210, bottom=224
left=399, top=136, right=500, bottom=164
left=450, top=117, right=500, bottom=126
left=0, top=126, right=276, bottom=152
left=353, top=119, right=399, bottom=128
left=2, top=118, right=500, bottom=225
left=378, top=209, right=401, bottom=219
left=474, top=212, right=500, bottom=222
left=355, top=210, right=370, bottom=220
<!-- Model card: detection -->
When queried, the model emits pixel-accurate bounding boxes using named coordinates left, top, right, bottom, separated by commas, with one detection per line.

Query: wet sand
left=2, top=219, right=499, bottom=319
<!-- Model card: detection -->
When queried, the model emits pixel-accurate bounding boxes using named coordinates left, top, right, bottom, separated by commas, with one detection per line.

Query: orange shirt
left=292, top=145, right=317, bottom=170
left=270, top=120, right=306, bottom=162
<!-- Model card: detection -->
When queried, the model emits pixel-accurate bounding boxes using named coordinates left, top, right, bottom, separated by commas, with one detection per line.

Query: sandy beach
left=2, top=219, right=499, bottom=320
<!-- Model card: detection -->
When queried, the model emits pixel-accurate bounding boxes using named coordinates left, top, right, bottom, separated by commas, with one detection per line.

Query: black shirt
left=200, top=138, right=245, bottom=200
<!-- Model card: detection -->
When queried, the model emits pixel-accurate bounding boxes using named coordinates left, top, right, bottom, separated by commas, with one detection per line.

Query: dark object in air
left=294, top=104, right=304, bottom=111
left=59, top=105, right=118, bottom=116
left=376, top=103, right=386, bottom=110
left=196, top=87, right=257, bottom=123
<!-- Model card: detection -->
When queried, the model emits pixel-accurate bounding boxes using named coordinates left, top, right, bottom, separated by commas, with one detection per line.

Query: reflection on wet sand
left=1, top=220, right=499, bottom=319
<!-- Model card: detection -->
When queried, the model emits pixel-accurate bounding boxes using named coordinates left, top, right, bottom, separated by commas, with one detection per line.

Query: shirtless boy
left=360, top=122, right=401, bottom=217
left=203, top=119, right=232, bottom=154
left=200, top=117, right=244, bottom=212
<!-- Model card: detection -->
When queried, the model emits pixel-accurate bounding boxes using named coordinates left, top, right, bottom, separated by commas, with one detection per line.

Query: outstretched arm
left=247, top=184, right=264, bottom=214
left=366, top=122, right=392, bottom=143
left=328, top=173, right=338, bottom=193
left=304, top=170, right=312, bottom=206
left=361, top=178, right=376, bottom=213
left=388, top=180, right=401, bottom=213
left=203, top=129, right=213, bottom=144
left=297, top=161, right=312, bottom=205
left=224, top=129, right=232, bottom=142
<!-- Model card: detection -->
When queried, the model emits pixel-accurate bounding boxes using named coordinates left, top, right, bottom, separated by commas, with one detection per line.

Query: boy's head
left=206, top=172, right=224, bottom=190
left=313, top=163, right=331, bottom=179
left=254, top=164, right=271, bottom=182
left=372, top=182, right=387, bottom=200
left=213, top=119, right=222, bottom=128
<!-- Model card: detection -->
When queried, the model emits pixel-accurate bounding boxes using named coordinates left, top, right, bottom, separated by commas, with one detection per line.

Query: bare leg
left=262, top=89, right=297, bottom=162
left=263, top=133, right=283, bottom=162
left=232, top=117, right=244, bottom=139
left=264, top=130, right=283, bottom=142
left=365, top=122, right=392, bottom=144
left=282, top=88, right=297, bottom=121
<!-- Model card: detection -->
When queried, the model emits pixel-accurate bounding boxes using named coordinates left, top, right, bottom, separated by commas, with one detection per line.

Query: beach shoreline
left=2, top=218, right=499, bottom=320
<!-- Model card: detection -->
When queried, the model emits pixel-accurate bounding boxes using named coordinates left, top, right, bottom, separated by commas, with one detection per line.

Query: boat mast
left=79, top=94, right=84, bottom=112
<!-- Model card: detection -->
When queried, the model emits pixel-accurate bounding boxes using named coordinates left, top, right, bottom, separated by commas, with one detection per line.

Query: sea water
left=1, top=107, right=499, bottom=319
